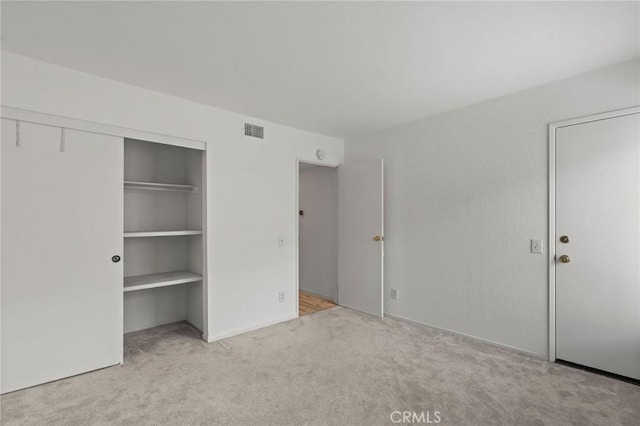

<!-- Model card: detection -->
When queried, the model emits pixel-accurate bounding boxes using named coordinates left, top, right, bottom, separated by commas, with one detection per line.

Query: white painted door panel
left=1, top=119, right=123, bottom=393
left=555, top=112, right=640, bottom=380
left=338, top=159, right=383, bottom=317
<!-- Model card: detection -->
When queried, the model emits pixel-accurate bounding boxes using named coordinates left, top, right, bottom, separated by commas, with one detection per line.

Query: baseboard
left=299, top=287, right=335, bottom=302
left=206, top=314, right=298, bottom=342
left=385, top=312, right=547, bottom=360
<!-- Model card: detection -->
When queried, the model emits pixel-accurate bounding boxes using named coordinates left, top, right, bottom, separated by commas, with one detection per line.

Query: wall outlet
left=390, top=288, right=398, bottom=300
left=278, top=291, right=285, bottom=303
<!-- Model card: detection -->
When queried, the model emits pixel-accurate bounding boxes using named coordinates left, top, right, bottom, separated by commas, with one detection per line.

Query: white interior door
left=555, top=112, right=640, bottom=380
left=338, top=159, right=384, bottom=317
left=1, top=119, right=124, bottom=393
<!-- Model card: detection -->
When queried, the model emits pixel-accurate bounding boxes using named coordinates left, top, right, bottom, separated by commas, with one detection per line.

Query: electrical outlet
left=278, top=291, right=285, bottom=303
left=390, top=288, right=398, bottom=300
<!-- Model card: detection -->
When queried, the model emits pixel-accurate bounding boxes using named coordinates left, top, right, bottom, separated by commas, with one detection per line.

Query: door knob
left=559, top=255, right=570, bottom=263
left=373, top=235, right=383, bottom=242
left=560, top=235, right=570, bottom=243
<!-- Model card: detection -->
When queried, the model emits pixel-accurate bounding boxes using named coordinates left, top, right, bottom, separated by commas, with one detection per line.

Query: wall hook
left=16, top=121, right=21, bottom=147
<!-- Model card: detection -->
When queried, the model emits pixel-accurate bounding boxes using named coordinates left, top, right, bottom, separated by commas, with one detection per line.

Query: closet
left=123, top=139, right=206, bottom=333
left=1, top=115, right=207, bottom=394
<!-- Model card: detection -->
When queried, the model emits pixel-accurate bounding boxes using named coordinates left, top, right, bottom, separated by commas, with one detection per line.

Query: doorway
left=549, top=107, right=640, bottom=380
left=297, top=161, right=339, bottom=316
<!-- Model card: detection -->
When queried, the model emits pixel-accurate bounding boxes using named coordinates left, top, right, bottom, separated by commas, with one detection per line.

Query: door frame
left=295, top=156, right=339, bottom=318
left=547, top=105, right=640, bottom=362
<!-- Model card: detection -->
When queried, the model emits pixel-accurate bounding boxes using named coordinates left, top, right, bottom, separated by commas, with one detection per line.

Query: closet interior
left=123, top=138, right=206, bottom=336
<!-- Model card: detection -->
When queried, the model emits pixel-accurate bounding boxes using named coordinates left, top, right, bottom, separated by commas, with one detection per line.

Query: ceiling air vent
left=244, top=122, right=264, bottom=140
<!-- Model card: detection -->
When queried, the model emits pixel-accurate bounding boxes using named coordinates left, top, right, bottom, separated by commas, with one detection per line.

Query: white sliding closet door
left=1, top=119, right=123, bottom=393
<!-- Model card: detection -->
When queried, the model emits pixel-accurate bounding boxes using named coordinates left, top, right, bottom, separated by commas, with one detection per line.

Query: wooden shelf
left=124, top=271, right=202, bottom=292
left=124, top=181, right=196, bottom=193
left=124, top=230, right=202, bottom=238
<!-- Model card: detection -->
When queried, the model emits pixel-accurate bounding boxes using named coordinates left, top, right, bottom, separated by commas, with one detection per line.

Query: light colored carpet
left=1, top=306, right=639, bottom=425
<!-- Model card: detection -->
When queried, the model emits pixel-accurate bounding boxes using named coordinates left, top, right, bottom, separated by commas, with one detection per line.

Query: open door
left=338, top=159, right=384, bottom=317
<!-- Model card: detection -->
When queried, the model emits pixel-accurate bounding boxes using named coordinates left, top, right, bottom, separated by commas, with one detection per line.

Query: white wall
left=1, top=52, right=344, bottom=341
left=345, top=59, right=640, bottom=358
left=299, top=165, right=339, bottom=302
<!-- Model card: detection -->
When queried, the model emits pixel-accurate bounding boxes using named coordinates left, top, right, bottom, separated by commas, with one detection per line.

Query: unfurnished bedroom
left=0, top=1, right=638, bottom=425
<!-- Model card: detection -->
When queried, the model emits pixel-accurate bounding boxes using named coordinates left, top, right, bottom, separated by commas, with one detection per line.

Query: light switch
left=531, top=239, right=543, bottom=254
left=278, top=235, right=286, bottom=247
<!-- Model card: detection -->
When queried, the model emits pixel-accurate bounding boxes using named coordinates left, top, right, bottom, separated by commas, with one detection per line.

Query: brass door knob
left=373, top=235, right=383, bottom=242
left=560, top=235, right=570, bottom=243
left=559, top=255, right=570, bottom=263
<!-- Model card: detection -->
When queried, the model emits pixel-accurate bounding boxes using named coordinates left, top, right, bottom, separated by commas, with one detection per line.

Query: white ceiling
left=1, top=1, right=638, bottom=139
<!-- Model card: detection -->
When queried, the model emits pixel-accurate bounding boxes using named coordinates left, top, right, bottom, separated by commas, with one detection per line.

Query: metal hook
left=16, top=121, right=21, bottom=147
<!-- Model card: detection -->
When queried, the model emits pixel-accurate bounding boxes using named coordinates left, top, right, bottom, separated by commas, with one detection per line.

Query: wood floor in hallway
left=299, top=292, right=336, bottom=316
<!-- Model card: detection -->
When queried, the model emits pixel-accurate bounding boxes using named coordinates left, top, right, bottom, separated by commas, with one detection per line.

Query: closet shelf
left=124, top=230, right=203, bottom=238
left=124, top=271, right=203, bottom=292
left=124, top=181, right=197, bottom=193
